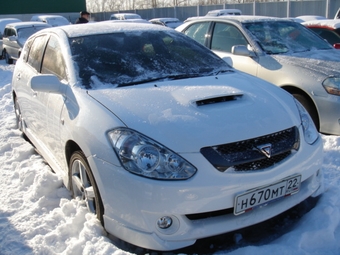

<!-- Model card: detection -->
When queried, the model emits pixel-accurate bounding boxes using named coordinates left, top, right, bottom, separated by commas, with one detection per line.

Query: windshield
left=69, top=30, right=231, bottom=88
left=244, top=21, right=333, bottom=54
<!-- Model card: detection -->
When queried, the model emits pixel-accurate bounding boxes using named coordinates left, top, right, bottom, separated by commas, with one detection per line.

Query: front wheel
left=4, top=50, right=13, bottom=64
left=69, top=151, right=104, bottom=224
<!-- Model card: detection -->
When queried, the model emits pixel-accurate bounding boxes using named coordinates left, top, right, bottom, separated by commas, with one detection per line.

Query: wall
left=0, top=0, right=86, bottom=15
left=90, top=0, right=340, bottom=22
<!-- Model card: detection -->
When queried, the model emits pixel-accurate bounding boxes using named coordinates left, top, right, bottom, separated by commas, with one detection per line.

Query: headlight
left=108, top=128, right=197, bottom=180
left=322, top=76, right=340, bottom=96
left=294, top=99, right=319, bottom=145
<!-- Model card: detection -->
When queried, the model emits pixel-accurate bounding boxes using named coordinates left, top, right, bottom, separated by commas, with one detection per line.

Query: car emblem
left=256, top=143, right=272, bottom=158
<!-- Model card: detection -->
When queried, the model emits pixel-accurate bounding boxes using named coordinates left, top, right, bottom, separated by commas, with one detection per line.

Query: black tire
left=14, top=97, right=23, bottom=132
left=4, top=51, right=13, bottom=64
left=293, top=93, right=320, bottom=131
left=69, top=151, right=104, bottom=224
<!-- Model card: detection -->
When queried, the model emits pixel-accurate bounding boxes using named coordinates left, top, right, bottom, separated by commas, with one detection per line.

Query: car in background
left=176, top=16, right=340, bottom=136
left=149, top=18, right=183, bottom=28
left=294, top=15, right=327, bottom=23
left=102, top=19, right=150, bottom=24
left=206, top=9, right=242, bottom=16
left=0, top=18, right=21, bottom=57
left=12, top=22, right=323, bottom=251
left=30, top=15, right=71, bottom=27
left=2, top=21, right=51, bottom=64
left=110, top=13, right=142, bottom=20
left=302, top=19, right=340, bottom=49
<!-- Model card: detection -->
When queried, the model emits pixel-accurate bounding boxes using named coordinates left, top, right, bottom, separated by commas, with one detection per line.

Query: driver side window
left=184, top=22, right=210, bottom=46
left=211, top=22, right=248, bottom=53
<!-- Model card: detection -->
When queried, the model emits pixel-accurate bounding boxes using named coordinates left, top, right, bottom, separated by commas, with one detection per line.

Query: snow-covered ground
left=1, top=59, right=340, bottom=255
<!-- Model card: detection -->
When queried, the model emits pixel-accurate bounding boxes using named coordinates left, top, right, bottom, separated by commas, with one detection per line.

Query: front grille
left=200, top=127, right=299, bottom=172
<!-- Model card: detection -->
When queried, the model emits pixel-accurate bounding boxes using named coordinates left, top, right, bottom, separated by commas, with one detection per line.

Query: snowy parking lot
left=1, top=59, right=340, bottom=255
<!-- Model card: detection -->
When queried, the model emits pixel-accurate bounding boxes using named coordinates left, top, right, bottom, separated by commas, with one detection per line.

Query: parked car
left=30, top=15, right=71, bottom=27
left=2, top=21, right=51, bottom=64
left=294, top=15, right=327, bottom=23
left=206, top=9, right=242, bottom=16
left=149, top=18, right=183, bottom=28
left=12, top=22, right=323, bottom=251
left=177, top=15, right=340, bottom=136
left=110, top=13, right=142, bottom=20
left=102, top=19, right=150, bottom=24
left=0, top=18, right=21, bottom=56
left=302, top=19, right=340, bottom=49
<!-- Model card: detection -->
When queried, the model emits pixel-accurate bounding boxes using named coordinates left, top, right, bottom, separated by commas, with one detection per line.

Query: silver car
left=2, top=21, right=51, bottom=64
left=177, top=16, right=340, bottom=135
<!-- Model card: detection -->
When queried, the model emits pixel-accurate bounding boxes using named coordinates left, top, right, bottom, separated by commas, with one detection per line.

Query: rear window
left=69, top=30, right=231, bottom=88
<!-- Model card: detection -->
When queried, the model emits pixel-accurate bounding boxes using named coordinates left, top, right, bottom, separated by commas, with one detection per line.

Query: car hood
left=272, top=49, right=340, bottom=79
left=87, top=73, right=299, bottom=152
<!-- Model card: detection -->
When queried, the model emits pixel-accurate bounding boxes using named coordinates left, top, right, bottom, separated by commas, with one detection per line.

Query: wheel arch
left=281, top=85, right=320, bottom=130
left=65, top=140, right=82, bottom=188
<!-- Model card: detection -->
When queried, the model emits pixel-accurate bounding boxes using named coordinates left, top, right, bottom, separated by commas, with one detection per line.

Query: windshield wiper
left=117, top=73, right=203, bottom=87
left=214, top=69, right=234, bottom=75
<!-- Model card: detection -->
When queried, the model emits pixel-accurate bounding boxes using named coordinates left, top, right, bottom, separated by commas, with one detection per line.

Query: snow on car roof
left=5, top=21, right=51, bottom=29
left=55, top=22, right=173, bottom=38
left=185, top=15, right=288, bottom=24
left=302, top=19, right=340, bottom=29
left=149, top=18, right=181, bottom=22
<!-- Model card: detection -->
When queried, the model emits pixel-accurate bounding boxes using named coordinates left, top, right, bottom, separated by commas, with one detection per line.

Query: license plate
left=234, top=175, right=301, bottom=215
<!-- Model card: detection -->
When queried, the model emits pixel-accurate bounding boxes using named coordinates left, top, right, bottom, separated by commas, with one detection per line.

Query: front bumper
left=87, top=135, right=323, bottom=251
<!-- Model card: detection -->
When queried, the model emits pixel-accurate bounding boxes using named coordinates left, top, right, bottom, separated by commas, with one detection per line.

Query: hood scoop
left=195, top=94, right=243, bottom=106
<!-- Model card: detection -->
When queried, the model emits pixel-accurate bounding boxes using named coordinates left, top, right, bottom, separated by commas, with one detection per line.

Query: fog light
left=157, top=216, right=172, bottom=229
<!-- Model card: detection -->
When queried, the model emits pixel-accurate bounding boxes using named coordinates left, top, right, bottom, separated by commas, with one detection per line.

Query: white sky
left=1, top=60, right=340, bottom=254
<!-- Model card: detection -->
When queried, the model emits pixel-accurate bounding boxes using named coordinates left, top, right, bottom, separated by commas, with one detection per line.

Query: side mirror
left=333, top=43, right=340, bottom=49
left=231, top=45, right=255, bottom=57
left=29, top=74, right=65, bottom=94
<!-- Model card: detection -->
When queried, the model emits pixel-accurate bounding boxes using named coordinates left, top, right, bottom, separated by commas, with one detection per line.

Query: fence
left=91, top=0, right=340, bottom=22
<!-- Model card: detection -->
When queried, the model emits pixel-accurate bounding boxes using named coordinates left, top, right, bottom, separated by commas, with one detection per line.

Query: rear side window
left=41, top=35, right=67, bottom=81
left=183, top=22, right=210, bottom=45
left=27, top=35, right=48, bottom=72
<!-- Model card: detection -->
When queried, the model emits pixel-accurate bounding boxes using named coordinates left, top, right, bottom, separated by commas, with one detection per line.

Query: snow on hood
left=272, top=49, right=340, bottom=79
left=87, top=73, right=298, bottom=152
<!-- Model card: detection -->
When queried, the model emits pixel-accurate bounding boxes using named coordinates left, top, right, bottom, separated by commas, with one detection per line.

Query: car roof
left=36, top=22, right=173, bottom=38
left=206, top=9, right=242, bottom=15
left=5, top=21, right=51, bottom=29
left=295, top=15, right=327, bottom=22
left=110, top=13, right=140, bottom=16
left=302, top=19, right=340, bottom=29
left=185, top=15, right=288, bottom=24
left=149, top=18, right=180, bottom=22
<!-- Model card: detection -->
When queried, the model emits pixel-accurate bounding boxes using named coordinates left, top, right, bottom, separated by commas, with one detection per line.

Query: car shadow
left=0, top=210, right=34, bottom=254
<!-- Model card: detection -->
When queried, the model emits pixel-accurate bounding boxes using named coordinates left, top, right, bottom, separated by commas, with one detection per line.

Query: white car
left=12, top=22, right=323, bottom=251
left=206, top=9, right=242, bottom=16
left=149, top=18, right=183, bottom=28
left=0, top=18, right=21, bottom=55
left=30, top=15, right=71, bottom=27
left=110, top=13, right=142, bottom=20
left=2, top=21, right=51, bottom=64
